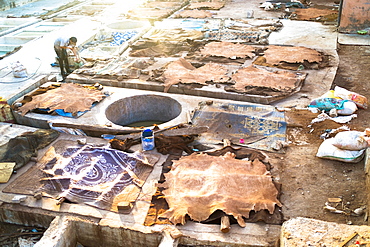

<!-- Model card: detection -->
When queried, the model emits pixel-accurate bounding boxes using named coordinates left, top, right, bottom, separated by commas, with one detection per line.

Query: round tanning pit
left=106, top=95, right=182, bottom=127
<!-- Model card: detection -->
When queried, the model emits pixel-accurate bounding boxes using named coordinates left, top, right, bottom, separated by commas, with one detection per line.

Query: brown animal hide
left=18, top=83, right=106, bottom=116
left=154, top=134, right=195, bottom=155
left=187, top=2, right=225, bottom=10
left=262, top=45, right=322, bottom=65
left=145, top=1, right=182, bottom=8
left=293, top=8, right=338, bottom=21
left=176, top=9, right=213, bottom=18
left=160, top=152, right=282, bottom=226
left=129, top=43, right=187, bottom=57
left=127, top=8, right=172, bottom=20
left=161, top=58, right=229, bottom=92
left=200, top=41, right=255, bottom=59
left=229, top=65, right=306, bottom=94
left=145, top=29, right=204, bottom=42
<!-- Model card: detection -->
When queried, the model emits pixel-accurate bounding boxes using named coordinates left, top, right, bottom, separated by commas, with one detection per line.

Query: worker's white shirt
left=54, top=37, right=70, bottom=49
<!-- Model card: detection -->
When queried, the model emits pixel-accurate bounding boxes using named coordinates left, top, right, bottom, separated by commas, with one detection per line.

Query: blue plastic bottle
left=141, top=129, right=155, bottom=151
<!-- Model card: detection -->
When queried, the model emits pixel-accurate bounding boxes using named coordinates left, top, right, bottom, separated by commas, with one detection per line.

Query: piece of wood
left=56, top=197, right=65, bottom=205
left=158, top=229, right=180, bottom=247
left=223, top=139, right=231, bottom=147
left=236, top=216, right=246, bottom=228
left=328, top=198, right=342, bottom=203
left=117, top=202, right=133, bottom=213
left=49, top=122, right=142, bottom=135
left=339, top=232, right=358, bottom=247
left=220, top=215, right=230, bottom=233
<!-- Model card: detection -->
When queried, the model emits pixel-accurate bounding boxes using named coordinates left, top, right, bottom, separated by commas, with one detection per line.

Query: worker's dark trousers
left=54, top=47, right=72, bottom=80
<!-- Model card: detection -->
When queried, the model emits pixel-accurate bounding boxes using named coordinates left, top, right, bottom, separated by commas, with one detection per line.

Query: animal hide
left=160, top=152, right=282, bottom=226
left=176, top=9, right=213, bottom=18
left=40, top=144, right=154, bottom=212
left=229, top=65, right=306, bottom=94
left=145, top=29, right=204, bottom=42
left=161, top=58, right=229, bottom=92
left=18, top=83, right=106, bottom=116
left=127, top=8, right=173, bottom=19
left=293, top=8, right=338, bottom=21
left=261, top=45, right=322, bottom=65
left=187, top=2, right=225, bottom=10
left=200, top=41, right=255, bottom=59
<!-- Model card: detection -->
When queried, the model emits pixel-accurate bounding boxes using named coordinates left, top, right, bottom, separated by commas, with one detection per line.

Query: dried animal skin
left=161, top=152, right=281, bottom=226
left=187, top=2, right=225, bottom=10
left=146, top=29, right=204, bottom=42
left=176, top=9, right=213, bottom=18
left=18, top=83, right=106, bottom=116
left=128, top=8, right=171, bottom=19
left=200, top=41, right=255, bottom=59
left=263, top=45, right=322, bottom=65
left=145, top=1, right=181, bottom=8
left=231, top=65, right=306, bottom=93
left=293, top=8, right=338, bottom=21
left=162, top=58, right=229, bottom=92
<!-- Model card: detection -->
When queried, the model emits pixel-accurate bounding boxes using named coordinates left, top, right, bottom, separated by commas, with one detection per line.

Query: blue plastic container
left=141, top=129, right=155, bottom=151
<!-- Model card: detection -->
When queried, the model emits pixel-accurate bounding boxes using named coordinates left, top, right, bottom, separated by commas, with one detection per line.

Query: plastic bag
left=334, top=86, right=368, bottom=109
left=320, top=90, right=341, bottom=99
left=331, top=131, right=369, bottom=151
left=316, top=138, right=365, bottom=163
left=308, top=98, right=348, bottom=111
left=11, top=61, right=28, bottom=78
left=336, top=101, right=358, bottom=115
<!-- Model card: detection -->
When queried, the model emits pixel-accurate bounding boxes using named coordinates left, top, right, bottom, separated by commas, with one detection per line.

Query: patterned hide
left=40, top=144, right=154, bottom=211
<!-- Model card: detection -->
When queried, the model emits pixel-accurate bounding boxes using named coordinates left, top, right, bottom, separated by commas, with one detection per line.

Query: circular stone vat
left=106, top=20, right=146, bottom=30
left=106, top=95, right=182, bottom=127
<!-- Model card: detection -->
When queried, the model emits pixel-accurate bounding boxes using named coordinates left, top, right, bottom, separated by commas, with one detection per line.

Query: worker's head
left=69, top=37, right=77, bottom=46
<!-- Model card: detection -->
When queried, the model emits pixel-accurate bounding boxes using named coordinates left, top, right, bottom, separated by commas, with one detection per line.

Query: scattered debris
left=309, top=112, right=357, bottom=125
left=0, top=162, right=15, bottom=183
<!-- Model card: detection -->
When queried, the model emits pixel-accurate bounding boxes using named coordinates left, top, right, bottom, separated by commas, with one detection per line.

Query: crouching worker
left=54, top=36, right=80, bottom=81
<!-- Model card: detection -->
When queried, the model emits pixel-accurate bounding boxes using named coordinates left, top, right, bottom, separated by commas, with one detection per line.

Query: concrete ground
left=1, top=0, right=370, bottom=246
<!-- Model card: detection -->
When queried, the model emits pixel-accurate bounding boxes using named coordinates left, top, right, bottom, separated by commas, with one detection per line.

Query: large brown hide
left=200, top=41, right=255, bottom=59
left=18, top=83, right=106, bottom=116
left=162, top=58, right=229, bottom=92
left=187, top=2, right=225, bottom=10
left=160, top=152, right=281, bottom=226
left=230, top=65, right=306, bottom=93
left=145, top=29, right=204, bottom=42
left=176, top=9, right=213, bottom=18
left=262, top=45, right=322, bottom=65
left=293, top=8, right=338, bottom=21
